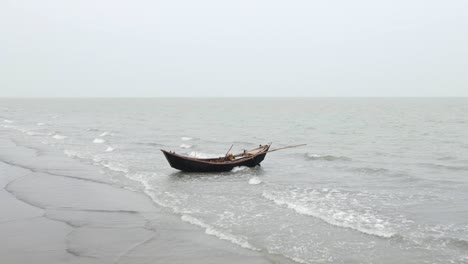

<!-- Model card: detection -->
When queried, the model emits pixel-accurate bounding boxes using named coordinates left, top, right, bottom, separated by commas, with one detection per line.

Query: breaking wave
left=180, top=144, right=191, bottom=149
left=181, top=137, right=192, bottom=141
left=262, top=188, right=396, bottom=238
left=3, top=119, right=14, bottom=123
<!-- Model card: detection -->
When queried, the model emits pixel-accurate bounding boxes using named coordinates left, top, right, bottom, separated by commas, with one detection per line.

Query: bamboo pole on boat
left=267, top=144, right=307, bottom=153
left=224, top=144, right=234, bottom=157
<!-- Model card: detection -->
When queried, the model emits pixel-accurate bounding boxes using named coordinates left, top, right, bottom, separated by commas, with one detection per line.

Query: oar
left=267, top=144, right=307, bottom=153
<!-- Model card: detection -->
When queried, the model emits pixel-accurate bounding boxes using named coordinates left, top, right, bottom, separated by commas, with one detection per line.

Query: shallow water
left=1, top=98, right=468, bottom=263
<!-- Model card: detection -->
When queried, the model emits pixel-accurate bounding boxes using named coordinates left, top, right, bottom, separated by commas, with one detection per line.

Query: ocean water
left=1, top=98, right=468, bottom=263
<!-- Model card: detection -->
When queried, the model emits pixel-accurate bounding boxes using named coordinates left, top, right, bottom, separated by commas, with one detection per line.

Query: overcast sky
left=1, top=0, right=467, bottom=97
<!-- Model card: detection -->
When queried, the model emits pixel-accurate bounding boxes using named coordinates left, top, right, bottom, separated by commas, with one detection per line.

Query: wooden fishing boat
left=161, top=144, right=271, bottom=172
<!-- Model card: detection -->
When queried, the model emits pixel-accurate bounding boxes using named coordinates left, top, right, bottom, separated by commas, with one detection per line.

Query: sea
left=1, top=98, right=468, bottom=263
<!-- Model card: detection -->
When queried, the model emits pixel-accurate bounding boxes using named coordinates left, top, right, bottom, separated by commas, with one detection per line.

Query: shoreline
left=0, top=134, right=278, bottom=264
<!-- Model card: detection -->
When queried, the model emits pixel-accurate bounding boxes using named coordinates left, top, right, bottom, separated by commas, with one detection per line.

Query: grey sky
left=1, top=0, right=467, bottom=97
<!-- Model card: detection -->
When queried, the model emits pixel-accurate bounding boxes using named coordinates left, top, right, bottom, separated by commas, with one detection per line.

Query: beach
left=0, top=135, right=279, bottom=264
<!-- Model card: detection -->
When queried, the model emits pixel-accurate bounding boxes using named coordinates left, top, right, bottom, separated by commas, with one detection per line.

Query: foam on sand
left=181, top=215, right=258, bottom=251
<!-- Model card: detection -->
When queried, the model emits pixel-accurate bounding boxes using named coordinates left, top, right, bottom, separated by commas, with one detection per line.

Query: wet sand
left=0, top=136, right=277, bottom=264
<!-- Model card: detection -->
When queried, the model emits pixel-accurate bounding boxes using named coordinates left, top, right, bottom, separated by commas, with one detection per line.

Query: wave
left=262, top=189, right=396, bottom=238
left=105, top=146, right=115, bottom=152
left=418, top=163, right=468, bottom=172
left=232, top=166, right=247, bottom=173
left=132, top=142, right=164, bottom=147
left=248, top=177, right=262, bottom=185
left=89, top=159, right=129, bottom=173
left=3, top=119, right=14, bottom=123
left=64, top=149, right=87, bottom=159
left=446, top=237, right=468, bottom=250
left=180, top=215, right=258, bottom=251
left=37, top=122, right=47, bottom=126
left=99, top=131, right=111, bottom=137
left=179, top=144, right=192, bottom=149
left=93, top=138, right=105, bottom=144
left=181, top=137, right=192, bottom=141
left=102, top=162, right=128, bottom=173
left=52, top=134, right=67, bottom=140
left=305, top=153, right=351, bottom=162
left=1, top=124, right=17, bottom=129
left=25, top=131, right=41, bottom=136
left=349, top=167, right=390, bottom=174
left=122, top=173, right=266, bottom=255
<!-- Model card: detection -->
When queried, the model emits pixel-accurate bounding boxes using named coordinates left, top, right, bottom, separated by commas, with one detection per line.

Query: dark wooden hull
left=161, top=146, right=269, bottom=172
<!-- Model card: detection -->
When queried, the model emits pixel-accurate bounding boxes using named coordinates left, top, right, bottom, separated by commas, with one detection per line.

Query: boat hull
left=161, top=149, right=268, bottom=172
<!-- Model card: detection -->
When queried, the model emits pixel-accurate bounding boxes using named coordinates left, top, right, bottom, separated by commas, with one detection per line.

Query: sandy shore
left=0, top=135, right=276, bottom=264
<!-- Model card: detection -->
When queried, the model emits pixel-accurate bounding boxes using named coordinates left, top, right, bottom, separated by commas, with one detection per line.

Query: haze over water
left=1, top=98, right=468, bottom=263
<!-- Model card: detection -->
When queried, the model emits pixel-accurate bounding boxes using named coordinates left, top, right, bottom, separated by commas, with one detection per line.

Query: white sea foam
left=99, top=131, right=110, bottom=137
left=101, top=162, right=128, bottom=173
left=1, top=124, right=16, bottom=129
left=25, top=131, right=41, bottom=136
left=64, top=149, right=86, bottom=159
left=181, top=215, right=258, bottom=251
left=105, top=146, right=115, bottom=152
left=248, top=177, right=262, bottom=185
left=180, top=144, right=192, bottom=149
left=123, top=172, right=264, bottom=255
left=181, top=137, right=192, bottom=141
left=37, top=122, right=47, bottom=126
left=3, top=119, right=13, bottom=123
left=262, top=189, right=396, bottom=238
left=52, top=134, right=67, bottom=140
left=93, top=138, right=105, bottom=144
left=232, top=166, right=247, bottom=172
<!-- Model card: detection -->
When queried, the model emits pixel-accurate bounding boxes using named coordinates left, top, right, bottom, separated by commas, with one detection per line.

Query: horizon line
left=0, top=96, right=467, bottom=99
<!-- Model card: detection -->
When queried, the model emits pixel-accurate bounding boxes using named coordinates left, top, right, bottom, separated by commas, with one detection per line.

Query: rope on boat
left=267, top=144, right=307, bottom=153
